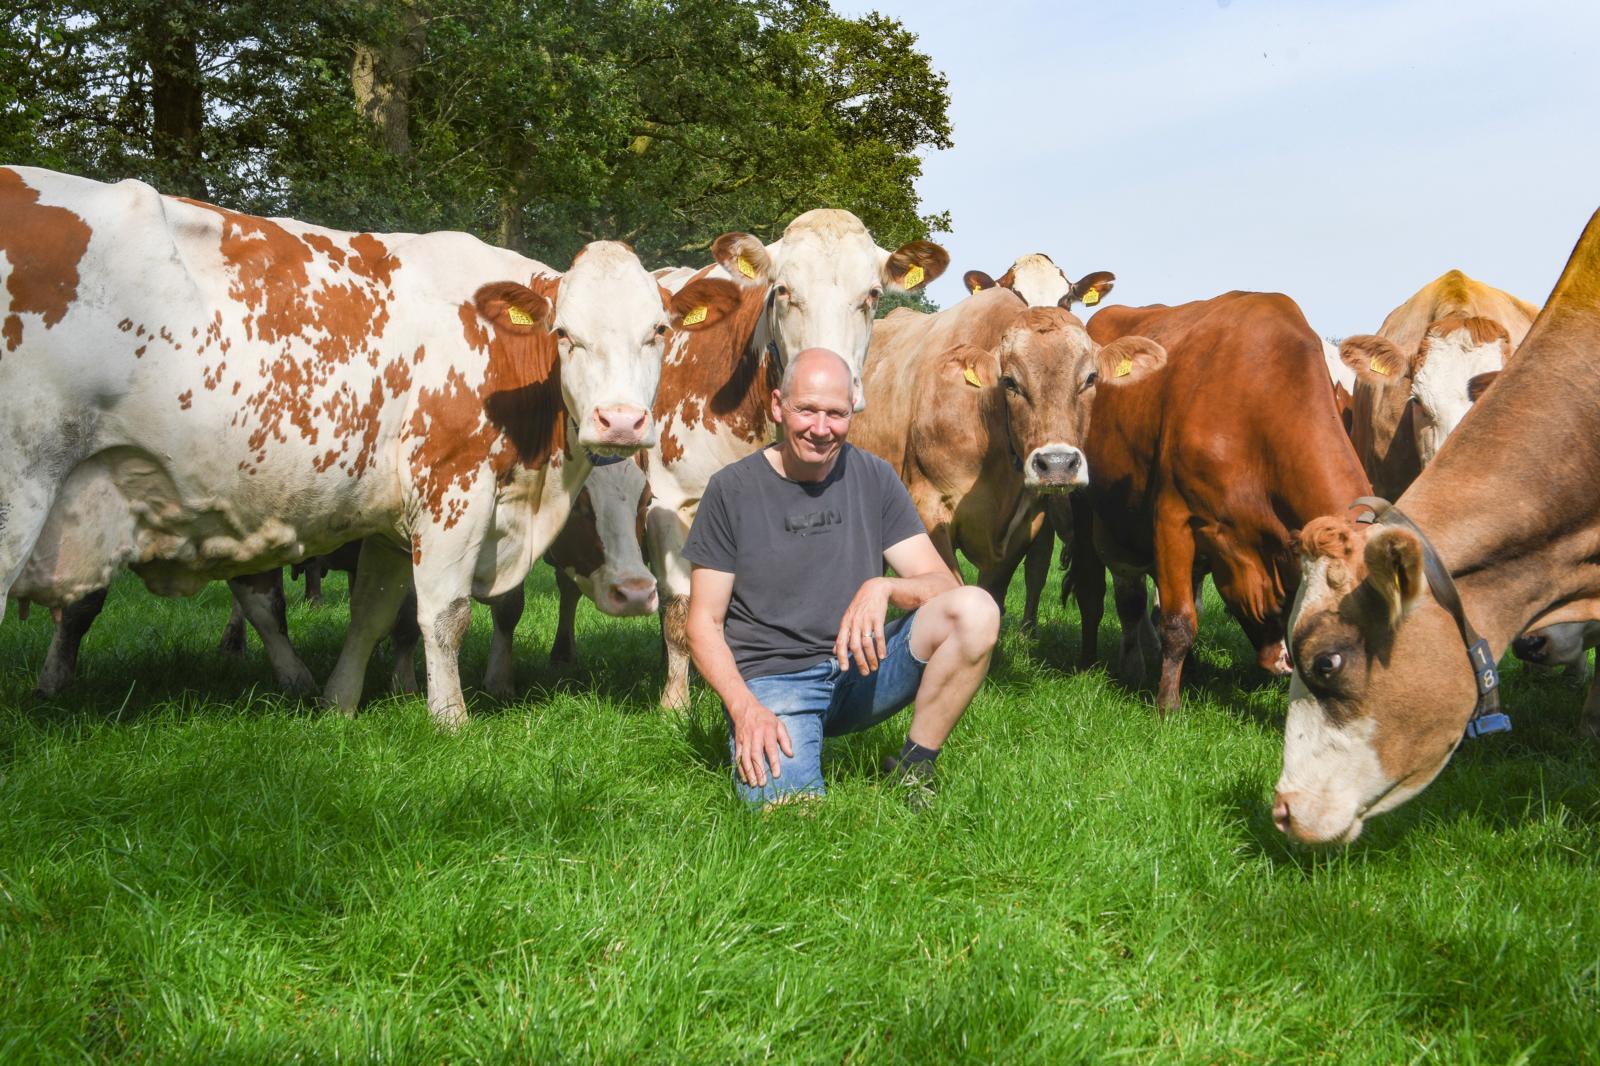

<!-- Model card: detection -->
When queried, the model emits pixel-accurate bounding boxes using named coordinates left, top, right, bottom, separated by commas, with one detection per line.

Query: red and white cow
left=648, top=210, right=949, bottom=708
left=962, top=253, right=1114, bottom=311
left=0, top=166, right=737, bottom=727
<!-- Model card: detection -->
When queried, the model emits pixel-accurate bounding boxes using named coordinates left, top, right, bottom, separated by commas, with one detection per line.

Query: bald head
left=779, top=347, right=853, bottom=403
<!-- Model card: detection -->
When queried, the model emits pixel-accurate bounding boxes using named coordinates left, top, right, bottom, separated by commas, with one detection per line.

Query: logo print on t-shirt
left=785, top=507, right=843, bottom=536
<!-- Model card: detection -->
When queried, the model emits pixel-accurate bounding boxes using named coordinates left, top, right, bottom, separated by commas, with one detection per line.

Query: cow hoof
left=430, top=704, right=468, bottom=732
left=279, top=670, right=319, bottom=698
left=484, top=678, right=516, bottom=702
left=659, top=685, right=690, bottom=712
left=391, top=664, right=419, bottom=695
left=218, top=633, right=246, bottom=656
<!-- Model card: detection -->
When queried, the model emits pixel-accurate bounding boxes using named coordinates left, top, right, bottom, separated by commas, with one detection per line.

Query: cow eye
left=654, top=323, right=668, bottom=337
left=774, top=284, right=790, bottom=298
left=1083, top=370, right=1098, bottom=389
left=554, top=327, right=569, bottom=341
left=1312, top=652, right=1344, bottom=679
left=868, top=287, right=883, bottom=302
left=1001, top=375, right=1020, bottom=394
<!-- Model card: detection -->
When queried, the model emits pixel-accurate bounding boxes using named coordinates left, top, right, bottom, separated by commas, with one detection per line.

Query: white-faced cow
left=0, top=165, right=737, bottom=727
left=962, top=253, right=1114, bottom=311
left=1338, top=270, right=1539, bottom=498
left=1275, top=212, right=1600, bottom=844
left=647, top=210, right=949, bottom=708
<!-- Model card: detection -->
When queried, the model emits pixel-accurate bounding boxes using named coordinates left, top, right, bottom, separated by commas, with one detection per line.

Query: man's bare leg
left=904, top=585, right=1001, bottom=750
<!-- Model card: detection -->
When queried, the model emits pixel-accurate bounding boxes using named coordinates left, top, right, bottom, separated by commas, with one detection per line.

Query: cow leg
left=389, top=588, right=421, bottom=694
left=324, top=539, right=414, bottom=715
left=659, top=594, right=691, bottom=711
left=412, top=575, right=476, bottom=732
left=1581, top=667, right=1600, bottom=741
left=34, top=587, right=109, bottom=697
left=483, top=584, right=525, bottom=700
left=302, top=557, right=325, bottom=607
left=227, top=571, right=317, bottom=696
left=218, top=597, right=248, bottom=655
left=0, top=475, right=59, bottom=624
left=647, top=505, right=694, bottom=711
left=551, top=568, right=582, bottom=666
left=1109, top=565, right=1155, bottom=684
left=1071, top=515, right=1107, bottom=669
left=1151, top=517, right=1200, bottom=715
left=1020, top=523, right=1055, bottom=636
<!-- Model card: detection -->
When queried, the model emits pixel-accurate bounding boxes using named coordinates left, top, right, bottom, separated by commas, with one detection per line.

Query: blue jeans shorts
left=728, top=611, right=929, bottom=806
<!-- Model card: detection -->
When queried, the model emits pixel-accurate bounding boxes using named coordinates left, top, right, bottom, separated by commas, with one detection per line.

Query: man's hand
left=835, top=576, right=892, bottom=675
left=729, top=699, right=794, bottom=787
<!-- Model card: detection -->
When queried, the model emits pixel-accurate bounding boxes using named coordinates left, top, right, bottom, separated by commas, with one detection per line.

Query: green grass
left=2, top=563, right=1598, bottom=1063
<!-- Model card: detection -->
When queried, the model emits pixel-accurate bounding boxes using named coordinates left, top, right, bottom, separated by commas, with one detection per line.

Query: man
left=684, top=348, right=1002, bottom=807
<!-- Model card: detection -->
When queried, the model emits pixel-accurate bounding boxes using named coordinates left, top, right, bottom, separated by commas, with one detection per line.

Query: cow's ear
left=963, top=270, right=997, bottom=296
left=1363, top=525, right=1426, bottom=625
left=668, top=277, right=743, bottom=332
left=884, top=241, right=950, bottom=292
left=1095, top=336, right=1166, bottom=385
left=710, top=233, right=773, bottom=286
left=943, top=344, right=998, bottom=389
left=1340, top=334, right=1412, bottom=385
left=474, top=282, right=551, bottom=334
left=1064, top=270, right=1116, bottom=309
left=1466, top=370, right=1501, bottom=403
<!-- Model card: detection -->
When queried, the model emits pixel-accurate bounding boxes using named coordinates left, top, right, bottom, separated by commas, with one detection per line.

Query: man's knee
left=935, top=585, right=1001, bottom=654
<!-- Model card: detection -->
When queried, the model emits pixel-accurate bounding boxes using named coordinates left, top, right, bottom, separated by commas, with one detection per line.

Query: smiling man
left=684, top=348, right=1001, bottom=807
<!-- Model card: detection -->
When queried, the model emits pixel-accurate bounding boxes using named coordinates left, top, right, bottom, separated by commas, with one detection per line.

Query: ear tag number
left=963, top=366, right=983, bottom=388
left=902, top=264, right=925, bottom=289
left=1114, top=357, right=1133, bottom=378
left=737, top=255, right=757, bottom=279
left=1083, top=289, right=1100, bottom=306
left=507, top=306, right=534, bottom=326
left=681, top=306, right=708, bottom=326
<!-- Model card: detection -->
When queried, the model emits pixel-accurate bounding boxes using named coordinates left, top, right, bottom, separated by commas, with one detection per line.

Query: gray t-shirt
left=683, top=444, right=928, bottom=680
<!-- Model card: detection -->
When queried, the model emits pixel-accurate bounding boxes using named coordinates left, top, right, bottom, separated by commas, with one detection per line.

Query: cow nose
left=1029, top=447, right=1084, bottom=483
left=593, top=405, right=649, bottom=446
left=1272, top=791, right=1295, bottom=836
left=1512, top=633, right=1549, bottom=661
left=605, top=575, right=659, bottom=616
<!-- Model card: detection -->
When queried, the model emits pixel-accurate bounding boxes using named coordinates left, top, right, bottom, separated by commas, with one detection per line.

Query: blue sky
left=844, top=0, right=1600, bottom=336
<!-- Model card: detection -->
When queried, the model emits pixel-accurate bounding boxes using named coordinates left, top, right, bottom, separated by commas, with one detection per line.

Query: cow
left=961, top=253, right=1115, bottom=311
left=1511, top=622, right=1600, bottom=738
left=646, top=209, right=950, bottom=709
left=1071, top=292, right=1370, bottom=712
left=0, top=165, right=738, bottom=728
left=1338, top=270, right=1539, bottom=498
left=1322, top=338, right=1356, bottom=436
left=1273, top=210, right=1600, bottom=845
left=859, top=307, right=1164, bottom=616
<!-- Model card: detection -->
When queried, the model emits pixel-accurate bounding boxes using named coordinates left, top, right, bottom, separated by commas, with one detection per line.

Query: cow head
left=982, top=308, right=1165, bottom=491
left=545, top=241, right=740, bottom=454
left=711, top=209, right=948, bottom=411
left=548, top=454, right=657, bottom=616
left=1274, top=515, right=1490, bottom=844
left=963, top=253, right=1115, bottom=311
left=1339, top=315, right=1512, bottom=467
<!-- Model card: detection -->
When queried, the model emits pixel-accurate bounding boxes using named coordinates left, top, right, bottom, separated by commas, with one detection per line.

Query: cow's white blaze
left=1006, top=253, right=1072, bottom=308
left=1322, top=338, right=1356, bottom=392
left=1409, top=327, right=1507, bottom=464
left=556, top=241, right=668, bottom=453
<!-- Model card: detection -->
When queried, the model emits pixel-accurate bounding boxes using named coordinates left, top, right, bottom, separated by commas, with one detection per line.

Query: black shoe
left=881, top=755, right=937, bottom=810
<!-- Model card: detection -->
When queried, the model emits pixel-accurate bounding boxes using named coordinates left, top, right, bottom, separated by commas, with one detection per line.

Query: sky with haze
left=845, top=0, right=1600, bottom=336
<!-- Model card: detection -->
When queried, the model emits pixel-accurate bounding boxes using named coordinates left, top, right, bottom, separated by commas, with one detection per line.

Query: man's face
left=771, top=363, right=854, bottom=466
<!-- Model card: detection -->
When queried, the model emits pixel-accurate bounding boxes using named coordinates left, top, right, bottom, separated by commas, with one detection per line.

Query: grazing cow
left=1273, top=210, right=1600, bottom=845
left=1339, top=270, right=1539, bottom=498
left=865, top=308, right=1164, bottom=614
left=1511, top=621, right=1600, bottom=738
left=647, top=210, right=949, bottom=708
left=0, top=166, right=738, bottom=727
left=961, top=253, right=1115, bottom=311
left=1073, top=292, right=1370, bottom=712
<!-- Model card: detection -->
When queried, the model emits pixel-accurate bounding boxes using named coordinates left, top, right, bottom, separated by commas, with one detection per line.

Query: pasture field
left=1, top=563, right=1597, bottom=1063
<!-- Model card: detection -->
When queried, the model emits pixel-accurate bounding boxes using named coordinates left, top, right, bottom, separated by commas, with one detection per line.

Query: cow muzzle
left=1271, top=788, right=1364, bottom=845
left=1024, top=445, right=1088, bottom=490
left=588, top=405, right=654, bottom=452
left=601, top=573, right=658, bottom=617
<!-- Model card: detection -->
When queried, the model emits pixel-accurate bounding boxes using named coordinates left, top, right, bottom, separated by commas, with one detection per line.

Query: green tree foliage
left=875, top=288, right=938, bottom=318
left=0, top=1, right=952, bottom=266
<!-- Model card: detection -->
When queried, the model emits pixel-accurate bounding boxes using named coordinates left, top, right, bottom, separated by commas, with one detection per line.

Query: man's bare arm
left=686, top=566, right=793, bottom=787
left=834, top=533, right=960, bottom=674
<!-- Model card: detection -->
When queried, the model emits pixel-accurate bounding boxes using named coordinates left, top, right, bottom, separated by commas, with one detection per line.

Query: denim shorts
left=728, top=611, right=929, bottom=806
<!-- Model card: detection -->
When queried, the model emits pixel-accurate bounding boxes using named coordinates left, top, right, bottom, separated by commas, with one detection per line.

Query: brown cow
left=1275, top=211, right=1600, bottom=845
left=1339, top=270, right=1539, bottom=498
left=1073, top=292, right=1370, bottom=712
left=884, top=309, right=1165, bottom=606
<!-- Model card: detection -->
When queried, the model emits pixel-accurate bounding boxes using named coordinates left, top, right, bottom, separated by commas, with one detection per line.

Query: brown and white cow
left=879, top=308, right=1164, bottom=608
left=1072, top=292, right=1371, bottom=712
left=1339, top=270, right=1539, bottom=498
left=962, top=253, right=1115, bottom=311
left=646, top=210, right=949, bottom=708
left=1275, top=212, right=1600, bottom=845
left=0, top=166, right=737, bottom=727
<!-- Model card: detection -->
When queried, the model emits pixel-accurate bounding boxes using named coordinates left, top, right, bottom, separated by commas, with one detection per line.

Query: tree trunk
left=352, top=4, right=424, bottom=158
left=142, top=11, right=208, bottom=199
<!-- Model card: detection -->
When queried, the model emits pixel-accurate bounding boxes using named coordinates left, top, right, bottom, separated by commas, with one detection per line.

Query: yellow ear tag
left=970, top=283, right=983, bottom=295
left=962, top=366, right=983, bottom=388
left=507, top=306, right=534, bottom=326
left=902, top=264, right=925, bottom=289
left=681, top=305, right=708, bottom=327
left=1083, top=288, right=1100, bottom=306
left=1114, top=357, right=1133, bottom=378
left=1370, top=356, right=1393, bottom=377
left=736, top=255, right=757, bottom=279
